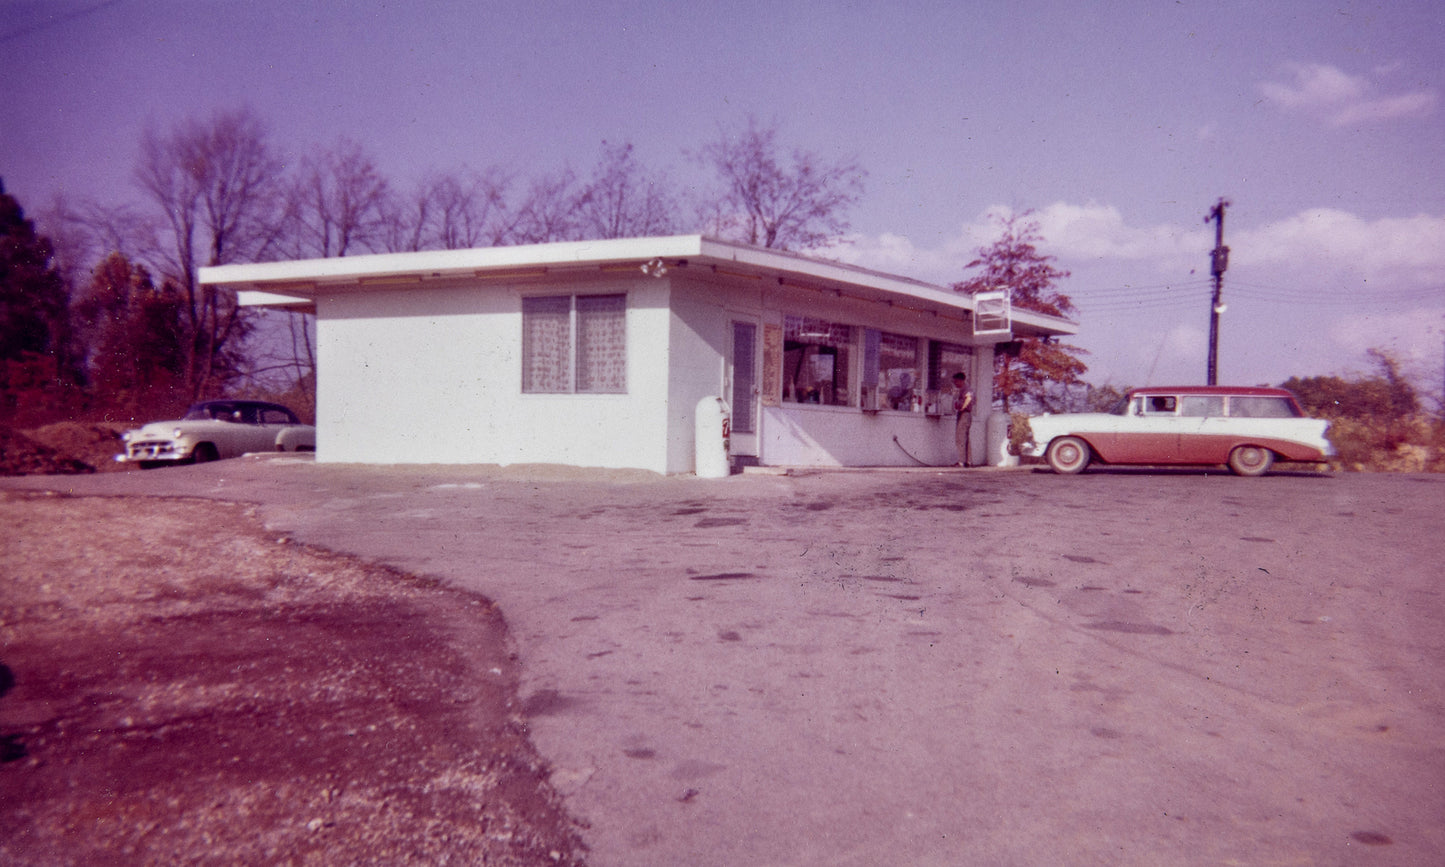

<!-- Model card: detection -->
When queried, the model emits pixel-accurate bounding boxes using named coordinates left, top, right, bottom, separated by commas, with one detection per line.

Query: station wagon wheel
left=1228, top=445, right=1273, bottom=477
left=1046, top=436, right=1091, bottom=474
left=191, top=443, right=219, bottom=464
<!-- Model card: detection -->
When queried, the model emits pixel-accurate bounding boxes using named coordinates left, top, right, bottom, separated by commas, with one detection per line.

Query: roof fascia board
left=201, top=235, right=708, bottom=289
left=208, top=233, right=1076, bottom=336
left=237, top=290, right=313, bottom=308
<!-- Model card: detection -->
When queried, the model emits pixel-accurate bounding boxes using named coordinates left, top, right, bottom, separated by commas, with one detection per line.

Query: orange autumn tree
left=953, top=212, right=1087, bottom=411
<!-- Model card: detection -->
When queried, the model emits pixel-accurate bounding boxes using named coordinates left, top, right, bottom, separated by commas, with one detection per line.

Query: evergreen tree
left=0, top=179, right=77, bottom=421
left=73, top=252, right=187, bottom=414
left=0, top=179, right=69, bottom=364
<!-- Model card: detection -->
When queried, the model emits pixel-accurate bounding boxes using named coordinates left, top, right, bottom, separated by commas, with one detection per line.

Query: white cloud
left=1260, top=63, right=1366, bottom=109
left=843, top=202, right=1207, bottom=284
left=1030, top=202, right=1202, bottom=265
left=836, top=230, right=974, bottom=286
left=1238, top=209, right=1445, bottom=284
left=1258, top=62, right=1436, bottom=126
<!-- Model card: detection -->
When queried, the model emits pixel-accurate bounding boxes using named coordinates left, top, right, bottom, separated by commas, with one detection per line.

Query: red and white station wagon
left=1021, top=386, right=1335, bottom=476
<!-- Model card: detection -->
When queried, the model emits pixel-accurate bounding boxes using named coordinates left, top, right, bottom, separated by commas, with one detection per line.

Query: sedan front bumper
left=116, top=441, right=191, bottom=463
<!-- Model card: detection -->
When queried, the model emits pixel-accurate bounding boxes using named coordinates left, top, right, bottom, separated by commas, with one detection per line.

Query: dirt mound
left=0, top=492, right=587, bottom=865
left=0, top=427, right=95, bottom=477
left=23, top=421, right=129, bottom=472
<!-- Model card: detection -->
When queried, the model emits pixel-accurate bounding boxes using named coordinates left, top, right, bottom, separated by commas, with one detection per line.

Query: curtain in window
left=575, top=294, right=626, bottom=393
left=522, top=296, right=571, bottom=393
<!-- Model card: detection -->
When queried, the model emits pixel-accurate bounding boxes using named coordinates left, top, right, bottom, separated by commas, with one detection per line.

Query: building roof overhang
left=199, top=234, right=1077, bottom=339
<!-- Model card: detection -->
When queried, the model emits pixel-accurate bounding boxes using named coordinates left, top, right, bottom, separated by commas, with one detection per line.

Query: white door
left=728, top=319, right=760, bottom=458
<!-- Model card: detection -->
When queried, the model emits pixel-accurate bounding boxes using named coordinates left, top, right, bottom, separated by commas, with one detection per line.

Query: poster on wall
left=761, top=323, right=783, bottom=407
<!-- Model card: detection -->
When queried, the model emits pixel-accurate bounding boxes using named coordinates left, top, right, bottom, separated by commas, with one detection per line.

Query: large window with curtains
left=522, top=294, right=627, bottom=393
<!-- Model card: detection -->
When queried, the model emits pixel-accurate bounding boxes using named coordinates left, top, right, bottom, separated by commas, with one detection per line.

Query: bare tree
left=134, top=107, right=284, bottom=399
left=385, top=168, right=513, bottom=252
left=258, top=138, right=388, bottom=418
left=696, top=115, right=865, bottom=251
left=508, top=168, right=586, bottom=245
left=283, top=138, right=392, bottom=258
left=577, top=141, right=680, bottom=239
left=384, top=182, right=434, bottom=254
left=429, top=168, right=512, bottom=249
left=38, top=195, right=161, bottom=292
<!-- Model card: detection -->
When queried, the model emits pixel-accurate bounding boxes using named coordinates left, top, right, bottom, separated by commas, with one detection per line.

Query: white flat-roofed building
left=201, top=235, right=1077, bottom=474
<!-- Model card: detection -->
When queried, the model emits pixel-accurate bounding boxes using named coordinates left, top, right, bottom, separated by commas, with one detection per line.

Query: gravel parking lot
left=3, top=459, right=1443, bottom=866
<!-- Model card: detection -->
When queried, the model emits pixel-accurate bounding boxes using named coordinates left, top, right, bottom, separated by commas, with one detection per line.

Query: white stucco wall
left=304, top=263, right=1004, bottom=473
left=758, top=404, right=960, bottom=467
left=314, top=276, right=675, bottom=472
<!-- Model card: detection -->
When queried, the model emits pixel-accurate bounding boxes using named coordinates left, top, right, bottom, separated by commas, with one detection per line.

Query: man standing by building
left=952, top=371, right=974, bottom=467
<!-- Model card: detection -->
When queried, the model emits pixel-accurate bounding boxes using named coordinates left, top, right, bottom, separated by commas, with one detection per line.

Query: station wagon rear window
left=1229, top=396, right=1299, bottom=418
left=1180, top=395, right=1225, bottom=417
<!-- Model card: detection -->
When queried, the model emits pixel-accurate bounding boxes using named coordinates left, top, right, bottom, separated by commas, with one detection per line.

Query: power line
left=1062, top=274, right=1441, bottom=315
left=0, top=0, right=123, bottom=44
left=1072, top=278, right=1213, bottom=297
left=1229, top=280, right=1444, bottom=305
left=1078, top=296, right=1202, bottom=313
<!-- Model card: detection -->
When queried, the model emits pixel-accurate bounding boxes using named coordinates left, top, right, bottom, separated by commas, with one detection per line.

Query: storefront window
left=783, top=316, right=853, bottom=406
left=929, top=341, right=974, bottom=408
left=878, top=332, right=922, bottom=411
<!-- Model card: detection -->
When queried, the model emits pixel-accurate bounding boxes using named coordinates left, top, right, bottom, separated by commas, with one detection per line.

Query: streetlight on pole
left=1205, top=198, right=1230, bottom=385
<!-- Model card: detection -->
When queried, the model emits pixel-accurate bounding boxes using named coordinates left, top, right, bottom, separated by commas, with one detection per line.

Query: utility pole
left=1205, top=198, right=1230, bottom=385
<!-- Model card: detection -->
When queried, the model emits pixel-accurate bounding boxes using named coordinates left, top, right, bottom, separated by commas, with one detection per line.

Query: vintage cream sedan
left=117, top=400, right=315, bottom=469
left=1021, top=386, right=1334, bottom=476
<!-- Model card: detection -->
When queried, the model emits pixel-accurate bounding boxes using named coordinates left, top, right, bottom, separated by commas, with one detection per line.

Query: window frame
left=1179, top=395, right=1225, bottom=418
left=782, top=315, right=856, bottom=408
left=1227, top=395, right=1299, bottom=418
left=1140, top=395, right=1179, bottom=416
left=928, top=340, right=973, bottom=416
left=875, top=330, right=923, bottom=412
left=521, top=292, right=628, bottom=395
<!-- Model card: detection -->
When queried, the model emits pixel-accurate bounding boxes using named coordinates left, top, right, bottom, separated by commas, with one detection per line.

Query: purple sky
left=4, top=0, right=1443, bottom=392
